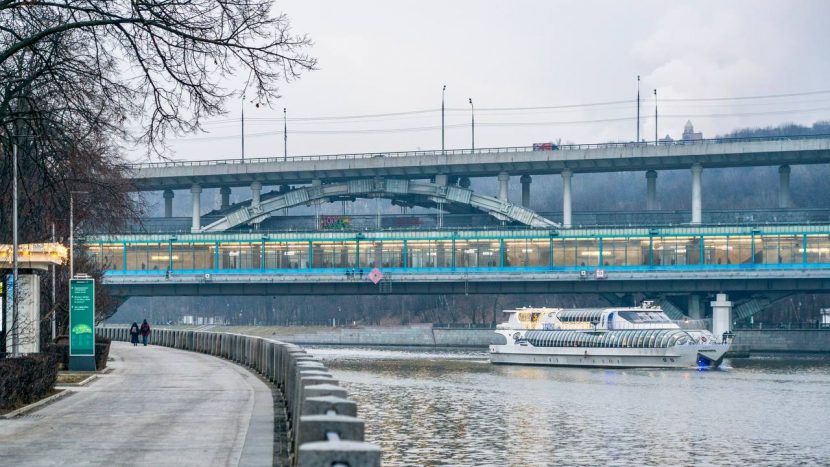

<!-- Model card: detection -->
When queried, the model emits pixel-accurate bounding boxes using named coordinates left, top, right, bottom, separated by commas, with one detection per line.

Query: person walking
left=140, top=319, right=151, bottom=346
left=129, top=322, right=140, bottom=346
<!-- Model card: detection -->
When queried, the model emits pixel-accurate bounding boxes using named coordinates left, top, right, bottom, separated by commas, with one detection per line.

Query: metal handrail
left=126, top=133, right=830, bottom=169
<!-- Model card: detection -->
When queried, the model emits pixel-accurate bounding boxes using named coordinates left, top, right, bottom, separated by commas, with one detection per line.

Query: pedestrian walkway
left=0, top=342, right=274, bottom=466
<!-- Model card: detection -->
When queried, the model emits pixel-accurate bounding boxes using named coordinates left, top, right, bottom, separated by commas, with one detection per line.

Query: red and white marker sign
left=368, top=268, right=384, bottom=284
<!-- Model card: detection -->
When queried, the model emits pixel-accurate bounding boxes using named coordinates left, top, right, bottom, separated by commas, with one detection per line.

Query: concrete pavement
left=0, top=342, right=274, bottom=466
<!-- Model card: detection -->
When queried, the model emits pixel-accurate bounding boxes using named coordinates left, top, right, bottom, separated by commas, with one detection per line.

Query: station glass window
left=311, top=241, right=357, bottom=268
left=359, top=241, right=404, bottom=268
left=504, top=238, right=551, bottom=268
left=125, top=242, right=168, bottom=271
left=653, top=236, right=698, bottom=266
left=264, top=242, right=309, bottom=269
left=553, top=238, right=599, bottom=267
left=171, top=242, right=214, bottom=270
left=758, top=235, right=801, bottom=264
left=406, top=240, right=452, bottom=268
left=806, top=235, right=830, bottom=263
left=455, top=240, right=500, bottom=268
left=219, top=243, right=260, bottom=270
left=92, top=243, right=125, bottom=271
left=704, top=236, right=754, bottom=266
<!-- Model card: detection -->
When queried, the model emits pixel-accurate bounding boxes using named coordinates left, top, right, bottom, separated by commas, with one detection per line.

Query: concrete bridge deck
left=126, top=135, right=830, bottom=191
left=0, top=342, right=274, bottom=466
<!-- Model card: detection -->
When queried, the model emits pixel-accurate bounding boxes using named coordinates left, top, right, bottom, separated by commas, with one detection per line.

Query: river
left=307, top=346, right=830, bottom=466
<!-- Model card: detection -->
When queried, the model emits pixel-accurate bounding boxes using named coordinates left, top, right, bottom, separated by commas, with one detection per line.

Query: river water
left=307, top=346, right=830, bottom=466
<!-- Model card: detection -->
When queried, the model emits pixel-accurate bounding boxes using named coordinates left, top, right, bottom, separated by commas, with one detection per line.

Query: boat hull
left=489, top=344, right=728, bottom=369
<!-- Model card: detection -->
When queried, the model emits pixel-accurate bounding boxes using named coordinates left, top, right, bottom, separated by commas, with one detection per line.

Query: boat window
left=646, top=330, right=657, bottom=348
left=636, top=330, right=646, bottom=348
left=618, top=311, right=671, bottom=324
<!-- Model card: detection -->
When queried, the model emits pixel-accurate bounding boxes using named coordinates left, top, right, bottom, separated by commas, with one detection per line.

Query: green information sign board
left=69, top=278, right=95, bottom=366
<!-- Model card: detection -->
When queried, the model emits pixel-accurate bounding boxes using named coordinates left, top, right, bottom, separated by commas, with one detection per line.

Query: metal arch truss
left=201, top=178, right=559, bottom=231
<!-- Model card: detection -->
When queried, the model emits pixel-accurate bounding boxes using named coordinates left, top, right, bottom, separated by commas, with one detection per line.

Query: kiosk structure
left=1, top=243, right=67, bottom=356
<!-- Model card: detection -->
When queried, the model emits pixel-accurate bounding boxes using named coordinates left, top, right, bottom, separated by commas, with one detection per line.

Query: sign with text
left=69, top=278, right=95, bottom=357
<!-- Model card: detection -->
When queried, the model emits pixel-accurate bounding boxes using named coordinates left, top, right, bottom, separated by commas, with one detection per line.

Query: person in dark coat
left=129, top=322, right=140, bottom=346
left=140, top=319, right=151, bottom=346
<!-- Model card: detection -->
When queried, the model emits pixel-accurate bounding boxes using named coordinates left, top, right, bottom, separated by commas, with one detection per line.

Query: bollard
left=297, top=439, right=381, bottom=467
left=302, top=396, right=358, bottom=417
left=294, top=414, right=367, bottom=464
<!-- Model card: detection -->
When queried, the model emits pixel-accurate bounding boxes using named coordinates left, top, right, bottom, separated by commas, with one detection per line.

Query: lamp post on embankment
left=69, top=191, right=88, bottom=278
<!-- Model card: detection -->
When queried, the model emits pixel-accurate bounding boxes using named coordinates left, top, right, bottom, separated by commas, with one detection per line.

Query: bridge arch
left=201, top=178, right=559, bottom=231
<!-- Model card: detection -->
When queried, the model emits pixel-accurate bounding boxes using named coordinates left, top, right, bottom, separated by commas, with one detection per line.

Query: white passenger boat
left=489, top=302, right=730, bottom=369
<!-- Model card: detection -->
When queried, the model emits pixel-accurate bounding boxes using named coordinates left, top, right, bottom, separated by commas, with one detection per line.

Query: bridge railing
left=125, top=133, right=830, bottom=169
left=99, top=326, right=381, bottom=467
left=120, top=208, right=830, bottom=234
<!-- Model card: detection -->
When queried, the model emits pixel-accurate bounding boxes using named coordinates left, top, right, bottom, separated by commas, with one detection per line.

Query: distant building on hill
left=682, top=120, right=703, bottom=141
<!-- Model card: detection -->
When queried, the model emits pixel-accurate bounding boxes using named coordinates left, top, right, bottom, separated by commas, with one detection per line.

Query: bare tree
left=0, top=0, right=316, bottom=151
left=0, top=2, right=315, bottom=351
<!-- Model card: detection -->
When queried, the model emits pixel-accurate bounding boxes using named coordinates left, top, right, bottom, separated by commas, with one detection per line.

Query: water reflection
left=308, top=347, right=830, bottom=466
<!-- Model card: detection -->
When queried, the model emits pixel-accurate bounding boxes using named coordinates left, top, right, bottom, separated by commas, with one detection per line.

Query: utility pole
left=441, top=85, right=446, bottom=153
left=283, top=108, right=287, bottom=161
left=468, top=98, right=475, bottom=152
left=654, top=89, right=658, bottom=145
left=241, top=95, right=245, bottom=162
left=12, top=144, right=19, bottom=357
left=636, top=75, right=640, bottom=143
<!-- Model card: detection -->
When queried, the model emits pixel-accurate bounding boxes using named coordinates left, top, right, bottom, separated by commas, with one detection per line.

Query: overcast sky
left=138, top=0, right=830, bottom=162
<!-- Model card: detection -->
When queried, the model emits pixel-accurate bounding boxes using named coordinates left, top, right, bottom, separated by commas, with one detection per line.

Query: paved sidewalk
left=0, top=342, right=273, bottom=466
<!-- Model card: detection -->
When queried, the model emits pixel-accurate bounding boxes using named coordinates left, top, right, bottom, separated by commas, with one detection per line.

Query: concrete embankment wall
left=733, top=330, right=830, bottom=353
left=99, top=326, right=381, bottom=466
left=265, top=325, right=830, bottom=353
left=272, top=324, right=503, bottom=347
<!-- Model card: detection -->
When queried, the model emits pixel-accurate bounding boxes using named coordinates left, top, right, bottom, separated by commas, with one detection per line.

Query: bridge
left=87, top=223, right=830, bottom=321
left=126, top=135, right=830, bottom=230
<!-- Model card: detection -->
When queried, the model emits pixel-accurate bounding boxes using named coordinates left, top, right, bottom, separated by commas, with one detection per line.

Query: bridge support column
left=498, top=172, right=509, bottom=202
left=646, top=170, right=657, bottom=211
left=778, top=165, right=791, bottom=208
left=435, top=174, right=448, bottom=187
left=562, top=169, right=573, bottom=228
left=691, top=164, right=702, bottom=224
left=711, top=293, right=732, bottom=340
left=163, top=189, right=174, bottom=218
left=251, top=181, right=262, bottom=208
left=688, top=294, right=703, bottom=320
left=220, top=186, right=231, bottom=210
left=190, top=184, right=202, bottom=232
left=520, top=175, right=532, bottom=207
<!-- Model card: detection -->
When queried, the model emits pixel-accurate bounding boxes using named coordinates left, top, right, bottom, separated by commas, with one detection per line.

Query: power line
left=662, top=88, right=830, bottom=102
left=170, top=105, right=830, bottom=143
left=200, top=88, right=830, bottom=125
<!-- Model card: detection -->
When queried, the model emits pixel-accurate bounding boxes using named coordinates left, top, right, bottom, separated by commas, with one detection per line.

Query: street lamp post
left=51, top=222, right=56, bottom=340
left=636, top=75, right=640, bottom=143
left=69, top=191, right=88, bottom=278
left=283, top=107, right=287, bottom=161
left=11, top=144, right=18, bottom=357
left=441, top=85, right=446, bottom=153
left=653, top=89, right=658, bottom=145
left=241, top=95, right=246, bottom=162
left=468, top=98, right=475, bottom=152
